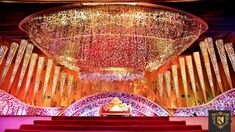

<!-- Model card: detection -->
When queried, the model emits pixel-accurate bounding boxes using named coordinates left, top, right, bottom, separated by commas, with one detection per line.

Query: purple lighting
left=0, top=89, right=234, bottom=116
left=61, top=92, right=170, bottom=116
left=0, top=90, right=62, bottom=116
left=171, top=89, right=235, bottom=116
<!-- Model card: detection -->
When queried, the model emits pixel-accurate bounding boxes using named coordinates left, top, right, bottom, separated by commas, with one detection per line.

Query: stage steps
left=5, top=117, right=208, bottom=132
left=34, top=120, right=186, bottom=125
left=51, top=116, right=170, bottom=120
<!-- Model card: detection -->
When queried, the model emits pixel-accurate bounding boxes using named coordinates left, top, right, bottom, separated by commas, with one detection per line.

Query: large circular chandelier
left=19, top=2, right=207, bottom=81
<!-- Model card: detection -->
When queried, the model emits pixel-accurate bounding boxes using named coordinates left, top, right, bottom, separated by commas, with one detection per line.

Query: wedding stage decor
left=0, top=1, right=234, bottom=119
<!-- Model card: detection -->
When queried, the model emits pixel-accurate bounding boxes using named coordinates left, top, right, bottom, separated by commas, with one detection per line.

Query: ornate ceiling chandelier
left=19, top=2, right=207, bottom=81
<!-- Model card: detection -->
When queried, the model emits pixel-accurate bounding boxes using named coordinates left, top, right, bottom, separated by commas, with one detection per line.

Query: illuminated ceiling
left=19, top=2, right=207, bottom=80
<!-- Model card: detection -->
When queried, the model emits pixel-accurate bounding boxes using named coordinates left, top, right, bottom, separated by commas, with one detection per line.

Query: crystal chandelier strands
left=19, top=2, right=207, bottom=81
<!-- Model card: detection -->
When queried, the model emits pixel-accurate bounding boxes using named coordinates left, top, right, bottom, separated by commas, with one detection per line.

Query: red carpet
left=5, top=117, right=208, bottom=132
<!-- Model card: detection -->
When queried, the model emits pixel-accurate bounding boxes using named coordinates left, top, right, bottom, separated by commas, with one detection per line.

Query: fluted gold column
left=67, top=75, right=74, bottom=105
left=152, top=80, right=157, bottom=95
left=164, top=71, right=171, bottom=97
left=215, top=39, right=233, bottom=89
left=42, top=59, right=54, bottom=102
left=171, top=65, right=180, bottom=107
left=7, top=40, right=28, bottom=92
left=24, top=53, right=38, bottom=101
left=16, top=43, right=34, bottom=95
left=0, top=46, right=8, bottom=66
left=186, top=55, right=198, bottom=106
left=164, top=71, right=171, bottom=107
left=225, top=43, right=235, bottom=71
left=205, top=37, right=224, bottom=93
left=32, top=57, right=45, bottom=104
left=199, top=41, right=215, bottom=97
left=179, top=57, right=189, bottom=107
left=0, top=42, right=18, bottom=88
left=74, top=81, right=80, bottom=100
left=51, top=66, right=61, bottom=105
left=72, top=81, right=78, bottom=102
left=59, top=72, right=66, bottom=106
left=158, top=73, right=164, bottom=97
left=193, top=52, right=207, bottom=103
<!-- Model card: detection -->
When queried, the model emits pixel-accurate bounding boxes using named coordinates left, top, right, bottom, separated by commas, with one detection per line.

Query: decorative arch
left=61, top=92, right=170, bottom=116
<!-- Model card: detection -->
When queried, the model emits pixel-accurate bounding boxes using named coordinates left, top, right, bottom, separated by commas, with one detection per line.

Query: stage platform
left=1, top=116, right=234, bottom=132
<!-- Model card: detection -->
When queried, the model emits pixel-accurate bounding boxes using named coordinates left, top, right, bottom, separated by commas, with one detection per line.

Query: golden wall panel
left=32, top=57, right=45, bottom=103
left=0, top=46, right=8, bottom=66
left=186, top=55, right=198, bottom=106
left=179, top=57, right=189, bottom=106
left=171, top=65, right=180, bottom=106
left=51, top=66, right=61, bottom=99
left=59, top=72, right=66, bottom=99
left=0, top=42, right=18, bottom=87
left=215, top=39, right=233, bottom=89
left=67, top=75, right=74, bottom=105
left=199, top=41, right=216, bottom=97
left=16, top=43, right=34, bottom=95
left=225, top=43, right=235, bottom=71
left=193, top=52, right=207, bottom=102
left=164, top=71, right=171, bottom=97
left=205, top=37, right=223, bottom=93
left=24, top=53, right=38, bottom=100
left=7, top=40, right=28, bottom=92
left=42, top=59, right=54, bottom=99
left=158, top=73, right=164, bottom=98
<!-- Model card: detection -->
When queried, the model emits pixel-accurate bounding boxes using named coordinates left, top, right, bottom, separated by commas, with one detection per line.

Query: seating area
left=5, top=117, right=208, bottom=132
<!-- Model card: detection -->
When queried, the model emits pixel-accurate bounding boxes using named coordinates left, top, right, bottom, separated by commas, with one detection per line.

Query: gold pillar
left=164, top=71, right=171, bottom=97
left=199, top=41, right=216, bottom=97
left=193, top=52, right=207, bottom=102
left=7, top=40, right=28, bottom=92
left=225, top=43, right=235, bottom=71
left=164, top=71, right=171, bottom=107
left=16, top=43, right=34, bottom=95
left=59, top=72, right=66, bottom=106
left=0, top=46, right=8, bottom=66
left=24, top=53, right=38, bottom=101
left=42, top=59, right=54, bottom=102
left=73, top=81, right=78, bottom=100
left=32, top=57, right=45, bottom=105
left=0, top=42, right=19, bottom=88
left=67, top=75, right=74, bottom=105
left=74, top=80, right=80, bottom=100
left=179, top=57, right=189, bottom=107
left=186, top=55, right=198, bottom=106
left=157, top=73, right=164, bottom=103
left=51, top=66, right=61, bottom=105
left=215, top=39, right=233, bottom=89
left=205, top=37, right=224, bottom=93
left=171, top=65, right=180, bottom=107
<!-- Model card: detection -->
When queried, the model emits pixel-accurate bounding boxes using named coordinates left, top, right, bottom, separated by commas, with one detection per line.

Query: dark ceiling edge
left=0, top=0, right=227, bottom=4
